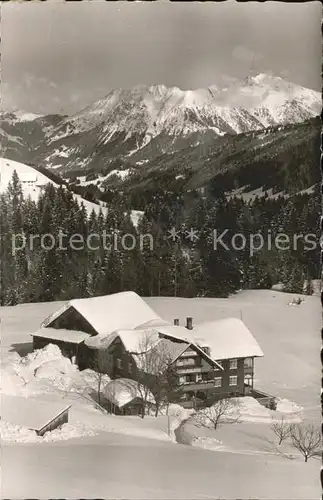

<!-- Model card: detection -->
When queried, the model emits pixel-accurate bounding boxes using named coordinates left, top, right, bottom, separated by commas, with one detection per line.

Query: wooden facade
left=106, top=397, right=155, bottom=416
left=173, top=346, right=256, bottom=407
left=46, top=306, right=98, bottom=336
left=33, top=305, right=99, bottom=368
left=108, top=337, right=138, bottom=379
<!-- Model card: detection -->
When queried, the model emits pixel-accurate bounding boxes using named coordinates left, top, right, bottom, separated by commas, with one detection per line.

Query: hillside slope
left=115, top=117, right=321, bottom=197
left=0, top=158, right=106, bottom=216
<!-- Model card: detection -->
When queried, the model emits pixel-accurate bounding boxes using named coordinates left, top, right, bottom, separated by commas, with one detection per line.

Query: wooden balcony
left=176, top=356, right=202, bottom=366
left=180, top=380, right=218, bottom=392
left=176, top=360, right=199, bottom=368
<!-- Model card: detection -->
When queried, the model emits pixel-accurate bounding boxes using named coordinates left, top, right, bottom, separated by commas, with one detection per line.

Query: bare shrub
left=89, top=349, right=112, bottom=406
left=133, top=333, right=179, bottom=418
left=195, top=398, right=241, bottom=430
left=270, top=416, right=291, bottom=445
left=289, top=423, right=321, bottom=462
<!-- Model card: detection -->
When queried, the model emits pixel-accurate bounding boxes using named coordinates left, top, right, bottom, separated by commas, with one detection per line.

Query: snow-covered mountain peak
left=1, top=109, right=44, bottom=123
left=215, top=73, right=321, bottom=121
left=40, top=73, right=321, bottom=168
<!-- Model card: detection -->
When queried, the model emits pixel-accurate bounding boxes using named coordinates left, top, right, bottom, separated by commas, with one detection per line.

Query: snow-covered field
left=0, top=343, right=172, bottom=444
left=176, top=395, right=305, bottom=458
left=1, top=290, right=320, bottom=498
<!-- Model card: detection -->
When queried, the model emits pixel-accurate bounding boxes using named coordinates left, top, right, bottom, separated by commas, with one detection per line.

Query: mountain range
left=0, top=73, right=321, bottom=200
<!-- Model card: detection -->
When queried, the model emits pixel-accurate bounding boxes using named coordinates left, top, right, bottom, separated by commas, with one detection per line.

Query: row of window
left=217, top=358, right=253, bottom=370
left=215, top=359, right=238, bottom=370
left=179, top=374, right=238, bottom=387
left=177, top=357, right=240, bottom=370
left=116, top=354, right=252, bottom=375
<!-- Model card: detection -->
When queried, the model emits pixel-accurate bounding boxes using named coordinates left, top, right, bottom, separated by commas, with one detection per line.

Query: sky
left=1, top=0, right=321, bottom=115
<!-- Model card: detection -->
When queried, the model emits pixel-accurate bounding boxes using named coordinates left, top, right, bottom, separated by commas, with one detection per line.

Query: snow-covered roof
left=132, top=338, right=189, bottom=373
left=32, top=327, right=91, bottom=344
left=117, top=329, right=160, bottom=353
left=85, top=327, right=160, bottom=354
left=135, top=318, right=170, bottom=329
left=41, top=291, right=165, bottom=337
left=156, top=325, right=193, bottom=342
left=153, top=338, right=189, bottom=363
left=192, top=318, right=264, bottom=360
left=104, top=378, right=155, bottom=408
left=1, top=395, right=71, bottom=432
left=84, top=330, right=118, bottom=349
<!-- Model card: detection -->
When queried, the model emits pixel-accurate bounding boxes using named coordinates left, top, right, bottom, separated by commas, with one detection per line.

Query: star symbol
left=185, top=227, right=199, bottom=242
left=167, top=227, right=181, bottom=241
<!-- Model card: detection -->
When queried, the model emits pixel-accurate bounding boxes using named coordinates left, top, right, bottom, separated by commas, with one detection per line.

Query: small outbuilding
left=1, top=395, right=71, bottom=436
left=104, top=378, right=156, bottom=416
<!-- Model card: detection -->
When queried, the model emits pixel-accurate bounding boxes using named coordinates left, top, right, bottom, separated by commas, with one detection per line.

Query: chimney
left=186, top=317, right=193, bottom=330
left=173, top=318, right=179, bottom=326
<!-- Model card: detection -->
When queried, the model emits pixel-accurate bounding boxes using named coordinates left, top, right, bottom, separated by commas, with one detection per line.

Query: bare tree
left=133, top=333, right=178, bottom=418
left=270, top=416, right=291, bottom=445
left=195, top=398, right=241, bottom=430
left=289, top=423, right=321, bottom=462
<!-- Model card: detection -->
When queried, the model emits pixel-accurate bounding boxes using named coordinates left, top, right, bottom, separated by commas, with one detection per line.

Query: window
left=186, top=374, right=196, bottom=384
left=179, top=393, right=188, bottom=401
left=214, top=377, right=222, bottom=387
left=201, top=373, right=208, bottom=381
left=196, top=373, right=202, bottom=382
left=230, top=359, right=238, bottom=370
left=229, top=376, right=238, bottom=386
left=179, top=376, right=186, bottom=385
left=244, top=357, right=253, bottom=368
left=176, top=357, right=195, bottom=366
left=116, top=358, right=122, bottom=369
left=128, top=361, right=132, bottom=373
